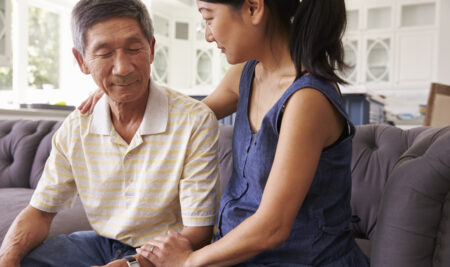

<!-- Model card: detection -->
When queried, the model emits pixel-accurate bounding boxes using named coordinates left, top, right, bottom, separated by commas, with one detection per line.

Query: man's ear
left=72, top=48, right=90, bottom=74
left=149, top=37, right=156, bottom=64
left=245, top=0, right=265, bottom=25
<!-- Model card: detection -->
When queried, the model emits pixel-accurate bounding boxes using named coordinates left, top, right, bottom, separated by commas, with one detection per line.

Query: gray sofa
left=1, top=119, right=449, bottom=266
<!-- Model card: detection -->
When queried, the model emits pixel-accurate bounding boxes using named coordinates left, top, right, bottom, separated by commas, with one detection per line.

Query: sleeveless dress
left=216, top=60, right=369, bottom=266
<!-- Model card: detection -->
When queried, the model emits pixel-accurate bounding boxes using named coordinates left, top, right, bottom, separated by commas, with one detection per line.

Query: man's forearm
left=0, top=205, right=55, bottom=265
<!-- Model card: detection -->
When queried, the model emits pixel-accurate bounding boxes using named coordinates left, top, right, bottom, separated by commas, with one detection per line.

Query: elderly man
left=0, top=0, right=219, bottom=266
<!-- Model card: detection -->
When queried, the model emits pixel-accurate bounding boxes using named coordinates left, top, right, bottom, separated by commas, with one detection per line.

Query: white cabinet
left=342, top=0, right=450, bottom=116
left=149, top=1, right=228, bottom=96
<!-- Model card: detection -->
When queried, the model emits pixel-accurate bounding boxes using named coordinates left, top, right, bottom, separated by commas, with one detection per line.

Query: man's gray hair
left=71, top=0, right=154, bottom=56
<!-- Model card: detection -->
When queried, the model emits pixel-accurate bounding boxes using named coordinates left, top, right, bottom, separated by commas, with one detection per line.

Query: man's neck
left=108, top=88, right=149, bottom=144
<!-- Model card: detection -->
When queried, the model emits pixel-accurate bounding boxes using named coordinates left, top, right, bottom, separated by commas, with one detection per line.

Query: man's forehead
left=84, top=17, right=147, bottom=48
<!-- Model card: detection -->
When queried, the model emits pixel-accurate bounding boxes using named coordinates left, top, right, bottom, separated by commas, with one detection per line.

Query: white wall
left=437, top=0, right=450, bottom=85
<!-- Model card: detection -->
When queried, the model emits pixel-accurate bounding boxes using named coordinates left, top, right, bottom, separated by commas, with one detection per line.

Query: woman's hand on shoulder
left=78, top=89, right=104, bottom=114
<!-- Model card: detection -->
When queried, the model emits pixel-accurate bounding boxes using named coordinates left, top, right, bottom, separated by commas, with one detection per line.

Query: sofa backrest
left=349, top=124, right=430, bottom=240
left=371, top=126, right=450, bottom=267
left=0, top=120, right=61, bottom=189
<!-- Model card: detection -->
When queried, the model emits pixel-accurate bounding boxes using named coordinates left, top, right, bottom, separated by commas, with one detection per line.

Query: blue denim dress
left=216, top=60, right=369, bottom=266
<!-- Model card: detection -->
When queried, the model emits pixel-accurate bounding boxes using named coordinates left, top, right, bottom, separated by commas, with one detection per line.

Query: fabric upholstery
left=0, top=120, right=60, bottom=188
left=217, top=125, right=233, bottom=193
left=350, top=124, right=429, bottom=240
left=371, top=126, right=450, bottom=267
left=29, top=121, right=62, bottom=189
left=0, top=188, right=91, bottom=244
left=1, top=120, right=450, bottom=266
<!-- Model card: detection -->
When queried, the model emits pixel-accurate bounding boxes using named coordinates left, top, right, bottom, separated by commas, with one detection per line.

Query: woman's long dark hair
left=199, top=0, right=348, bottom=84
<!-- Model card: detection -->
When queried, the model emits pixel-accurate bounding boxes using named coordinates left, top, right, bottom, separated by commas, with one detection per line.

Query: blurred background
left=0, top=0, right=449, bottom=128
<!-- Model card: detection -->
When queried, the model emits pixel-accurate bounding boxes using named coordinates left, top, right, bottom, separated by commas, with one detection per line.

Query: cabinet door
left=364, top=35, right=392, bottom=83
left=342, top=38, right=360, bottom=83
left=396, top=31, right=436, bottom=83
left=195, top=49, right=213, bottom=86
left=151, top=44, right=169, bottom=85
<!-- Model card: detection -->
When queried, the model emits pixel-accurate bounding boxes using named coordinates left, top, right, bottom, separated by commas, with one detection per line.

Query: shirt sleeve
left=179, top=108, right=220, bottom=226
left=30, top=120, right=77, bottom=213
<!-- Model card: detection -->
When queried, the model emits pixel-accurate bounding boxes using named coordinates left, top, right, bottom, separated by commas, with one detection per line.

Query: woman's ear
left=245, top=0, right=265, bottom=25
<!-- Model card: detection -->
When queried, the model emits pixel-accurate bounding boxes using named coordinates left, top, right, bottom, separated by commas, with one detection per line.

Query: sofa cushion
left=218, top=125, right=233, bottom=193
left=0, top=120, right=60, bottom=188
left=0, top=188, right=91, bottom=245
left=30, top=121, right=62, bottom=189
left=371, top=126, right=450, bottom=267
left=350, top=124, right=429, bottom=240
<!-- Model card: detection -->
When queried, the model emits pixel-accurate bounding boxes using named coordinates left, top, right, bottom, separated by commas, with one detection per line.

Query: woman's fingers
left=77, top=89, right=104, bottom=114
left=90, top=91, right=103, bottom=114
left=138, top=240, right=163, bottom=260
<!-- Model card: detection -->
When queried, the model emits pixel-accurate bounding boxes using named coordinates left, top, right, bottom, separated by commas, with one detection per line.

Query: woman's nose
left=204, top=25, right=214, bottom=43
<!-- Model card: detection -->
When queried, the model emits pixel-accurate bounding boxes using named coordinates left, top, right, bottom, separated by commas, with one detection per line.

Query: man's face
left=74, top=17, right=155, bottom=104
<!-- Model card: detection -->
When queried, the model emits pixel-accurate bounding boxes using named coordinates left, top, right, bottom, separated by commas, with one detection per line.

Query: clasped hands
left=92, top=231, right=194, bottom=267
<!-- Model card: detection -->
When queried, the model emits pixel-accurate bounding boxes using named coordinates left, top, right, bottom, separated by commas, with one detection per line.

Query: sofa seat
left=0, top=188, right=91, bottom=242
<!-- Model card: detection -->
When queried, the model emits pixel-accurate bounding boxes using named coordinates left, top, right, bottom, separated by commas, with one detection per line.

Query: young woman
left=80, top=0, right=369, bottom=266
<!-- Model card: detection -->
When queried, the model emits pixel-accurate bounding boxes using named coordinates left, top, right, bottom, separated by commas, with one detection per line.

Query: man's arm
left=0, top=205, right=56, bottom=266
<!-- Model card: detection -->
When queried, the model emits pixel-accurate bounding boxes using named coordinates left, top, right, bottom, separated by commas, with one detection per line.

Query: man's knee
left=22, top=231, right=106, bottom=267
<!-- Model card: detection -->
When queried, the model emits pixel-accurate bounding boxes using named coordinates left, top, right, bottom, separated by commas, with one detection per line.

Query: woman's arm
left=201, top=63, right=243, bottom=120
left=139, top=88, right=345, bottom=267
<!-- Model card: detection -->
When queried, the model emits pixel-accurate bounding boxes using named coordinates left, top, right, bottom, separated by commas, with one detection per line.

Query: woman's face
left=196, top=0, right=261, bottom=64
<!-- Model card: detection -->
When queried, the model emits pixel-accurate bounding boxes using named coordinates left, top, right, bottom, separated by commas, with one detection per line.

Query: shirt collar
left=89, top=80, right=168, bottom=135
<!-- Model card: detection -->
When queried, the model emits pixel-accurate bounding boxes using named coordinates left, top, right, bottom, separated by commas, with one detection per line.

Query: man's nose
left=112, top=51, right=134, bottom=76
left=204, top=26, right=214, bottom=43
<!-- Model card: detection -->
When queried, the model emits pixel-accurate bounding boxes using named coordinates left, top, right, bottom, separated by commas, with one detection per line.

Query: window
left=0, top=0, right=12, bottom=91
left=27, top=6, right=60, bottom=89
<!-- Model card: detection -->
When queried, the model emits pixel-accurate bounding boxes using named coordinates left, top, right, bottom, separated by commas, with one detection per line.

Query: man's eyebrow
left=90, top=35, right=145, bottom=51
left=92, top=42, right=110, bottom=52
left=125, top=35, right=145, bottom=44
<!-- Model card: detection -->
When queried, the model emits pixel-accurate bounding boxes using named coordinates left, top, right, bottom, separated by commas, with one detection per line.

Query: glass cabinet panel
left=366, top=38, right=390, bottom=82
left=196, top=49, right=212, bottom=85
left=152, top=45, right=169, bottom=84
left=175, top=22, right=189, bottom=40
left=367, top=7, right=391, bottom=29
left=196, top=20, right=205, bottom=41
left=401, top=3, right=436, bottom=27
left=342, top=40, right=358, bottom=83
left=347, top=10, right=359, bottom=32
left=154, top=15, right=169, bottom=37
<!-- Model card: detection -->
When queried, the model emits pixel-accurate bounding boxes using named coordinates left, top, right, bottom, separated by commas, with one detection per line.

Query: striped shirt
left=30, top=81, right=220, bottom=247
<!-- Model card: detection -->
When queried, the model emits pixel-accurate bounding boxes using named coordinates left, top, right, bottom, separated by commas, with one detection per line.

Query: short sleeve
left=179, top=109, right=220, bottom=226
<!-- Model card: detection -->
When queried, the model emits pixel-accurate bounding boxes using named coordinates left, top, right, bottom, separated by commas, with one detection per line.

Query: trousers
left=22, top=231, right=136, bottom=267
